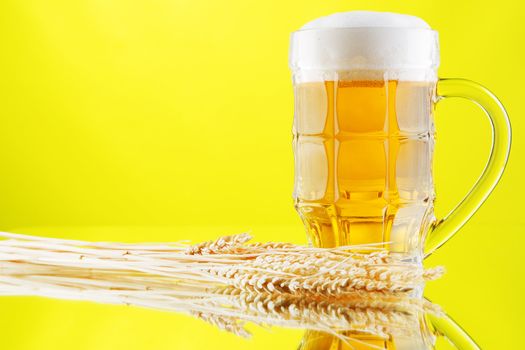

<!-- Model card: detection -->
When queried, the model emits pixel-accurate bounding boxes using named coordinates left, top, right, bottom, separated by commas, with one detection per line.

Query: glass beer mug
left=290, top=12, right=511, bottom=260
left=290, top=11, right=511, bottom=349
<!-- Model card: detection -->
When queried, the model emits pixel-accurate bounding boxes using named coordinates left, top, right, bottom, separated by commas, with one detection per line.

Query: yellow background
left=0, top=0, right=523, bottom=349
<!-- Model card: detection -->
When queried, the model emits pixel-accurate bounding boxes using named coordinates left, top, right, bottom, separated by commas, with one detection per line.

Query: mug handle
left=424, top=79, right=511, bottom=257
left=427, top=312, right=481, bottom=350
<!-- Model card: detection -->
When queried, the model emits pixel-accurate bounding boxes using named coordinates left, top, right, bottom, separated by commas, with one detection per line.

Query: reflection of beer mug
left=290, top=12, right=511, bottom=259
left=299, top=312, right=481, bottom=350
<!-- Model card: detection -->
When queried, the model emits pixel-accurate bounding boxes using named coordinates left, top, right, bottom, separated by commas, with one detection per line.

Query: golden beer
left=293, top=79, right=435, bottom=253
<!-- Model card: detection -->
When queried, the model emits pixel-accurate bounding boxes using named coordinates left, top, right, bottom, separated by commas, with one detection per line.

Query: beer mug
left=290, top=12, right=511, bottom=260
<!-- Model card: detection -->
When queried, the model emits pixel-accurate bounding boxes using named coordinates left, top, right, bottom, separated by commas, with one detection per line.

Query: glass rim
left=292, top=27, right=438, bottom=34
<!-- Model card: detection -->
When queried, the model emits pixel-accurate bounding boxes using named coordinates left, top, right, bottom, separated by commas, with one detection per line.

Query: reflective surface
left=0, top=226, right=479, bottom=350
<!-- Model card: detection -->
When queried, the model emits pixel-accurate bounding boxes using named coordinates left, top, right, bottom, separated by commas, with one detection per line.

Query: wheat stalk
left=0, top=231, right=443, bottom=340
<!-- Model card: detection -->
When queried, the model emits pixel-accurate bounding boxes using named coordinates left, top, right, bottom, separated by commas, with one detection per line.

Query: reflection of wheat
left=204, top=287, right=438, bottom=337
left=0, top=231, right=443, bottom=339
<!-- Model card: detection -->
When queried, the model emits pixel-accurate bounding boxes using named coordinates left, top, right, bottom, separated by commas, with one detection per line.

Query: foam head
left=289, top=11, right=440, bottom=81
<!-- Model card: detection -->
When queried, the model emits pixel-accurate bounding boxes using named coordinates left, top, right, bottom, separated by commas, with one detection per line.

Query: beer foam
left=289, top=11, right=439, bottom=81
left=300, top=11, right=431, bottom=30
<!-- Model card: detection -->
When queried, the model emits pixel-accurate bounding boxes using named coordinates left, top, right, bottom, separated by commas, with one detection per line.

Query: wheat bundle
left=0, top=231, right=443, bottom=339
